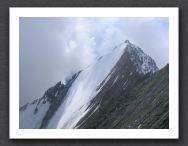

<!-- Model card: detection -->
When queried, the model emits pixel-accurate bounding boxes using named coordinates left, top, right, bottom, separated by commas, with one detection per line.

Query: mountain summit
left=19, top=40, right=168, bottom=129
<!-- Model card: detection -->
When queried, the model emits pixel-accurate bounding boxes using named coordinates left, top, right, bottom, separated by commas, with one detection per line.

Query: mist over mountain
left=19, top=40, right=169, bottom=129
left=19, top=17, right=169, bottom=107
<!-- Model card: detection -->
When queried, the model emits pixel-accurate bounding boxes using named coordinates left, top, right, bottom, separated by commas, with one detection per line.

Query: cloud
left=19, top=17, right=168, bottom=106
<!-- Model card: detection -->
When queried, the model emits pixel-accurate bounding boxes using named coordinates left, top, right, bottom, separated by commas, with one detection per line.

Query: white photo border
left=9, top=7, right=179, bottom=139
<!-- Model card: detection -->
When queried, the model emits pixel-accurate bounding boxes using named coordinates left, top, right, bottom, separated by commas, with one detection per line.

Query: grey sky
left=19, top=17, right=169, bottom=106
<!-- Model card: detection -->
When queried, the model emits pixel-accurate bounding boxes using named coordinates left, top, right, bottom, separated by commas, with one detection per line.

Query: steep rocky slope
left=19, top=40, right=168, bottom=129
left=77, top=64, right=169, bottom=129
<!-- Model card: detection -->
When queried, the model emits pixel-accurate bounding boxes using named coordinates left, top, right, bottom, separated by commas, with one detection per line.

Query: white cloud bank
left=20, top=17, right=169, bottom=106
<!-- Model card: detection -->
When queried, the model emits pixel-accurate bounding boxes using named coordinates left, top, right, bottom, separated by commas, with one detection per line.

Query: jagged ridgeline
left=19, top=40, right=169, bottom=129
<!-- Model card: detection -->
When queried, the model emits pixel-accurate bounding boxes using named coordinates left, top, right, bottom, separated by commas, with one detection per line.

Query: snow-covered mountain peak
left=107, top=40, right=158, bottom=74
left=121, top=40, right=159, bottom=74
left=124, top=39, right=131, bottom=44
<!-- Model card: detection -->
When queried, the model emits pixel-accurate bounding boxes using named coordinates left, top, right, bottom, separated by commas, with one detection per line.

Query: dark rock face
left=74, top=43, right=168, bottom=129
left=19, top=71, right=81, bottom=129
left=76, top=64, right=169, bottom=129
left=40, top=71, right=81, bottom=128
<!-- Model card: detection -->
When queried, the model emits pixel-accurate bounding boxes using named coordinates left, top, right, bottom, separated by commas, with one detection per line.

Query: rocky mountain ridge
left=19, top=40, right=168, bottom=129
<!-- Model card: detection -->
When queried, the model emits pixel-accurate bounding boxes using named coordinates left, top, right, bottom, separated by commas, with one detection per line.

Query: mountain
left=19, top=40, right=168, bottom=129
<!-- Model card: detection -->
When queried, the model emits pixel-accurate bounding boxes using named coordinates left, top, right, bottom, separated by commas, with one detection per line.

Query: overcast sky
left=19, top=17, right=169, bottom=106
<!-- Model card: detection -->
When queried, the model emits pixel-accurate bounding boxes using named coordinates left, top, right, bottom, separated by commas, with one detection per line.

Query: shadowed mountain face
left=19, top=40, right=168, bottom=129
left=76, top=64, right=169, bottom=129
